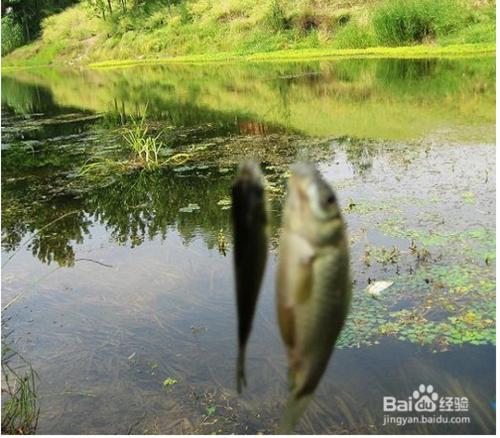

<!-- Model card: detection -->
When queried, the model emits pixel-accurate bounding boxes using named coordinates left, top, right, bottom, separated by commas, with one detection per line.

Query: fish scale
left=293, top=249, right=350, bottom=395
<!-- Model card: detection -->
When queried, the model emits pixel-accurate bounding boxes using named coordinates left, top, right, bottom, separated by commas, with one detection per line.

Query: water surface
left=1, top=56, right=496, bottom=434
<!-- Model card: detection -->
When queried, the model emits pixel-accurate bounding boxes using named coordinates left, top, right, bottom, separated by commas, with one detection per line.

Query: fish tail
left=278, top=393, right=313, bottom=434
left=236, top=346, right=247, bottom=394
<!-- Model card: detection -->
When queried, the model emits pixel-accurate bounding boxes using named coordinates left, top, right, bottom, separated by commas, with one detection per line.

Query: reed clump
left=122, top=107, right=164, bottom=169
left=1, top=343, right=40, bottom=434
left=372, top=0, right=466, bottom=46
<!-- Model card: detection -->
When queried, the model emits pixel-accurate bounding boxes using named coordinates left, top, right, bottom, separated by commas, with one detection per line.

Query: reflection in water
left=1, top=130, right=425, bottom=268
left=2, top=57, right=495, bottom=140
left=1, top=57, right=496, bottom=434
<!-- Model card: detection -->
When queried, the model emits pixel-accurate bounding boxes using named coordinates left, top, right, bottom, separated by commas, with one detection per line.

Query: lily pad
left=179, top=203, right=200, bottom=213
left=216, top=198, right=232, bottom=209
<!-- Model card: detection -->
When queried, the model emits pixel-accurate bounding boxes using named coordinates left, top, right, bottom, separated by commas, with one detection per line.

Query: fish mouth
left=290, top=161, right=319, bottom=181
left=288, top=162, right=320, bottom=204
left=288, top=161, right=341, bottom=222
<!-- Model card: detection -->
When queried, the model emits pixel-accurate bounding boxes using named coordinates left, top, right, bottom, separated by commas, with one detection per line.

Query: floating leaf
left=461, top=191, right=476, bottom=204
left=163, top=377, right=177, bottom=387
left=179, top=203, right=200, bottom=213
left=216, top=198, right=232, bottom=209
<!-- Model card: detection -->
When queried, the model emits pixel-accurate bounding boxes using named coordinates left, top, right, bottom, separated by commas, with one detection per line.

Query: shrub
left=372, top=0, right=467, bottom=46
left=178, top=2, right=192, bottom=24
left=336, top=12, right=350, bottom=27
left=335, top=22, right=376, bottom=49
left=42, top=5, right=103, bottom=43
left=2, top=15, right=25, bottom=55
left=293, top=9, right=321, bottom=34
left=263, top=0, right=290, bottom=32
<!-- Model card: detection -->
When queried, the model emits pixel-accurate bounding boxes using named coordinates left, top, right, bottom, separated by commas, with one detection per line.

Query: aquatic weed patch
left=1, top=322, right=40, bottom=434
left=379, top=218, right=495, bottom=262
left=338, top=262, right=495, bottom=350
left=339, top=191, right=495, bottom=350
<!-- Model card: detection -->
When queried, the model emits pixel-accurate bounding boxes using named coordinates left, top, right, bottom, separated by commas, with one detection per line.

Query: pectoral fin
left=295, top=250, right=314, bottom=304
left=277, top=233, right=315, bottom=348
left=284, top=233, right=315, bottom=304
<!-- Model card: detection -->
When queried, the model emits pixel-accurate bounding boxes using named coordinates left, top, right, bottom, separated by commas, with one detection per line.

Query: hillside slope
left=2, top=0, right=496, bottom=66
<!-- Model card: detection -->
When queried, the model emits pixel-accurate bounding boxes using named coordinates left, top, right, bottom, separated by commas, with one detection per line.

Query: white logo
left=382, top=384, right=470, bottom=427
left=413, top=384, right=439, bottom=412
left=383, top=384, right=468, bottom=413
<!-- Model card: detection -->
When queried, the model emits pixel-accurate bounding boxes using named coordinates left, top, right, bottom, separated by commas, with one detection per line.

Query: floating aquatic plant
left=163, top=378, right=177, bottom=387
left=179, top=203, right=200, bottom=213
left=217, top=229, right=228, bottom=256
left=216, top=198, right=232, bottom=210
left=338, top=262, right=495, bottom=350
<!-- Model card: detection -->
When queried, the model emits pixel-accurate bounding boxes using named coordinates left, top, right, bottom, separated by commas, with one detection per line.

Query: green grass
left=85, top=43, right=495, bottom=69
left=121, top=107, right=165, bottom=169
left=334, top=21, right=377, bottom=49
left=2, top=0, right=495, bottom=68
left=1, top=345, right=40, bottom=434
left=372, top=0, right=467, bottom=46
left=80, top=109, right=167, bottom=177
left=78, top=106, right=203, bottom=177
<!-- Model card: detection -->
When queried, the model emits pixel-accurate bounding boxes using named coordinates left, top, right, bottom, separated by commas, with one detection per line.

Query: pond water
left=1, top=56, right=496, bottom=434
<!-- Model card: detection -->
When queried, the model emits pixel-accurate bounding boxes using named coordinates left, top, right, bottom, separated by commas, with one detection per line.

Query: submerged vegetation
left=1, top=334, right=40, bottom=434
left=2, top=0, right=496, bottom=66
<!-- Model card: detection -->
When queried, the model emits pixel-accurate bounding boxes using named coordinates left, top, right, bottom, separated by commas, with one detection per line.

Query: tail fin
left=236, top=346, right=247, bottom=393
left=278, top=394, right=313, bottom=434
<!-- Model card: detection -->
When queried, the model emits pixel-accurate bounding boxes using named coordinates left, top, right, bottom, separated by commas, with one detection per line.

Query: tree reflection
left=1, top=56, right=495, bottom=267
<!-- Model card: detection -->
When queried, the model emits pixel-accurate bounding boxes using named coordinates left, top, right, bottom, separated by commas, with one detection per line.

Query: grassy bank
left=2, top=0, right=496, bottom=67
left=86, top=43, right=495, bottom=68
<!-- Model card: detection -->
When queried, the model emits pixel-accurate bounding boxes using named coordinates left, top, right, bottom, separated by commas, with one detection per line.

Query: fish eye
left=326, top=193, right=336, bottom=205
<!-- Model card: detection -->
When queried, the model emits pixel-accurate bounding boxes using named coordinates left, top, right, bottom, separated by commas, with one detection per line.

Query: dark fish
left=231, top=160, right=269, bottom=393
left=276, top=162, right=351, bottom=432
